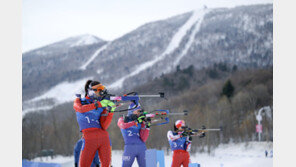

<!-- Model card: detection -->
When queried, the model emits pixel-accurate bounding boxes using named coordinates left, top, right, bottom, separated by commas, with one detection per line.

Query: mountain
left=22, top=4, right=273, bottom=114
left=22, top=34, right=107, bottom=100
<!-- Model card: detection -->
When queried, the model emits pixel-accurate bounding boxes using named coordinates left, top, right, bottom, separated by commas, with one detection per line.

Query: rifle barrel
left=138, top=95, right=162, bottom=97
left=168, top=113, right=187, bottom=115
left=199, top=129, right=221, bottom=131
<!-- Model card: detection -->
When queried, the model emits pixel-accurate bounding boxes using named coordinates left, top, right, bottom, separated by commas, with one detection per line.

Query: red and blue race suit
left=74, top=138, right=100, bottom=167
left=167, top=130, right=191, bottom=167
left=74, top=96, right=115, bottom=167
left=117, top=116, right=150, bottom=167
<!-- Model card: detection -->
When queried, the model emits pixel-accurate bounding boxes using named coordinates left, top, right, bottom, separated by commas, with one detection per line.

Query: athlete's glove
left=199, top=125, right=206, bottom=138
left=189, top=136, right=193, bottom=141
left=199, top=132, right=206, bottom=138
left=145, top=122, right=151, bottom=128
left=137, top=115, right=146, bottom=123
left=145, top=117, right=151, bottom=128
left=75, top=163, right=78, bottom=167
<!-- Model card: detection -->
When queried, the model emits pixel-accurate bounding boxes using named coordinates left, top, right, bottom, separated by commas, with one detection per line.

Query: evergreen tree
left=222, top=79, right=235, bottom=98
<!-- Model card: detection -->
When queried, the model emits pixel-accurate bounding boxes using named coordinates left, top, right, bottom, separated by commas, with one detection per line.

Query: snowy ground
left=31, top=142, right=273, bottom=167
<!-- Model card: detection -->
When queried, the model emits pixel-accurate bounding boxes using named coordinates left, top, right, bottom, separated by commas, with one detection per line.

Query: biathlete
left=73, top=80, right=116, bottom=167
left=167, top=120, right=205, bottom=167
left=117, top=103, right=150, bottom=167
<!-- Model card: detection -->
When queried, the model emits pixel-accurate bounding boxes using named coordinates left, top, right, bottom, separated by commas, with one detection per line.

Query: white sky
left=22, top=0, right=273, bottom=52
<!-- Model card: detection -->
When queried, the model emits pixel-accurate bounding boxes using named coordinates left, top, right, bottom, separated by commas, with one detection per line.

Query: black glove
left=189, top=136, right=193, bottom=141
left=199, top=125, right=206, bottom=138
left=75, top=163, right=78, bottom=167
left=145, top=118, right=151, bottom=128
left=199, top=132, right=206, bottom=138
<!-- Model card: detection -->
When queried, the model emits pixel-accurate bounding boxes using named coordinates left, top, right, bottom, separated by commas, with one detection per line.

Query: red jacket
left=73, top=96, right=114, bottom=131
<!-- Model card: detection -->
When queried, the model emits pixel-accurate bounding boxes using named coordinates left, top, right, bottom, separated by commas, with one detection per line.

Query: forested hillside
left=22, top=64, right=272, bottom=159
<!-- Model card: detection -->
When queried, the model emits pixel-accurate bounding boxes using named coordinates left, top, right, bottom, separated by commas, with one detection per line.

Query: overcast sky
left=22, top=0, right=273, bottom=52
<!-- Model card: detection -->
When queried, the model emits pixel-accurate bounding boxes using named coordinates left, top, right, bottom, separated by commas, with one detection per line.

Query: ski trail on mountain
left=108, top=9, right=207, bottom=89
left=79, top=43, right=109, bottom=70
left=23, top=9, right=207, bottom=114
left=172, top=10, right=208, bottom=69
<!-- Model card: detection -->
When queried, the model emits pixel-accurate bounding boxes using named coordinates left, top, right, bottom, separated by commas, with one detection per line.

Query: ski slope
left=108, top=8, right=208, bottom=89
left=79, top=43, right=109, bottom=70
left=31, top=142, right=273, bottom=167
left=171, top=10, right=208, bottom=70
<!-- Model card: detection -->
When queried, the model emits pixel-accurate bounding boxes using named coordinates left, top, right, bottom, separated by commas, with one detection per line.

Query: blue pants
left=122, top=144, right=146, bottom=167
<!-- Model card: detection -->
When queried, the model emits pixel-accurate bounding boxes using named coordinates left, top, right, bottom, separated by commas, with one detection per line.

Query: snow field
left=31, top=142, right=273, bottom=167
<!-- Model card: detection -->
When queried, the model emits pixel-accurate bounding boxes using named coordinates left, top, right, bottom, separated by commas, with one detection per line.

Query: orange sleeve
left=100, top=110, right=114, bottom=130
left=73, top=98, right=97, bottom=113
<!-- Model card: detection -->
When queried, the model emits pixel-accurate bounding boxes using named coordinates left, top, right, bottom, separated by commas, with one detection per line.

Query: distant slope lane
left=108, top=8, right=208, bottom=89
left=79, top=43, right=110, bottom=70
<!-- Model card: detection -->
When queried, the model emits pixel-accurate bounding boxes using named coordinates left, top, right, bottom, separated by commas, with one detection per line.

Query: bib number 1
left=85, top=116, right=90, bottom=123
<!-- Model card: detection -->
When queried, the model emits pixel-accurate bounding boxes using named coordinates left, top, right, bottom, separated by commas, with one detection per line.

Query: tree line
left=22, top=64, right=273, bottom=159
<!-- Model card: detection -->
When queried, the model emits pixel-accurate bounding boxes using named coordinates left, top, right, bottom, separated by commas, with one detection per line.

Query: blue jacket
left=74, top=139, right=100, bottom=166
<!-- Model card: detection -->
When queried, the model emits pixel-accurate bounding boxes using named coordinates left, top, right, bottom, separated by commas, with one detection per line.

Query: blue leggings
left=122, top=144, right=146, bottom=167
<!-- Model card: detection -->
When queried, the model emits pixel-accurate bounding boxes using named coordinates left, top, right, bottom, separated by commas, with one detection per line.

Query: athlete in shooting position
left=73, top=80, right=116, bottom=167
left=117, top=103, right=150, bottom=167
left=167, top=120, right=205, bottom=167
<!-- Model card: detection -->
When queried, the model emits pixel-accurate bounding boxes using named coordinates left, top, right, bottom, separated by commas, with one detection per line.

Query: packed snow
left=79, top=43, right=110, bottom=70
left=23, top=77, right=91, bottom=115
left=97, top=68, right=104, bottom=74
left=29, top=142, right=272, bottom=167
left=29, top=78, right=90, bottom=103
left=22, top=106, right=55, bottom=116
left=108, top=8, right=208, bottom=90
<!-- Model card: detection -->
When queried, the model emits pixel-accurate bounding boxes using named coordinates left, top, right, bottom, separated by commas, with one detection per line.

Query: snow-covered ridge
left=108, top=8, right=208, bottom=89
left=71, top=34, right=103, bottom=47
